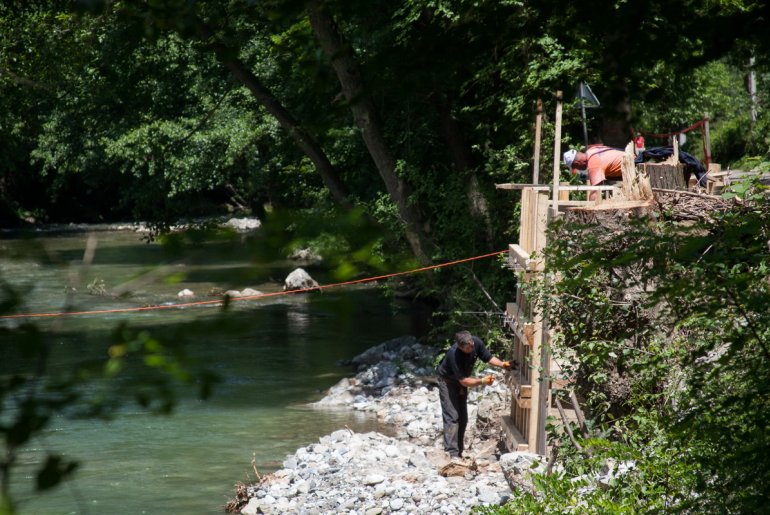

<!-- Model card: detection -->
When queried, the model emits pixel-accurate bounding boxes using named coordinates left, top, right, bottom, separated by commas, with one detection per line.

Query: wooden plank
left=508, top=243, right=543, bottom=272
left=519, top=188, right=534, bottom=252
left=508, top=244, right=531, bottom=271
left=514, top=383, right=532, bottom=399
left=495, top=183, right=551, bottom=191
left=534, top=189, right=550, bottom=255
left=559, top=185, right=618, bottom=191
left=528, top=309, right=543, bottom=451
left=552, top=200, right=599, bottom=208
left=496, top=183, right=618, bottom=192
left=501, top=415, right=530, bottom=452
left=533, top=98, right=543, bottom=184
left=505, top=302, right=532, bottom=347
left=551, top=90, right=563, bottom=217
left=567, top=199, right=652, bottom=209
left=515, top=395, right=532, bottom=409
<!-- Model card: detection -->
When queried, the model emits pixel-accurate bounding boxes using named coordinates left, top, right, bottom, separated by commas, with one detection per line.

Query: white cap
left=563, top=149, right=577, bottom=168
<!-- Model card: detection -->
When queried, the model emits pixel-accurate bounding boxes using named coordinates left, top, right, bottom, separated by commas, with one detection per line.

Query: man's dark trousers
left=438, top=377, right=468, bottom=458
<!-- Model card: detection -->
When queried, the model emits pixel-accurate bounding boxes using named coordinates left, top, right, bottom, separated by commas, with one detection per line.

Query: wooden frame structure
left=495, top=91, right=665, bottom=454
left=495, top=183, right=619, bottom=454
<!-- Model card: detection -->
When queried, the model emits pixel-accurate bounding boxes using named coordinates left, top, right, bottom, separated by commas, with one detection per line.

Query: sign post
left=578, top=82, right=600, bottom=147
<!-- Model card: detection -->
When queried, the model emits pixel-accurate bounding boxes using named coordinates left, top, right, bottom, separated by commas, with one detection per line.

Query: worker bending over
left=563, top=145, right=625, bottom=198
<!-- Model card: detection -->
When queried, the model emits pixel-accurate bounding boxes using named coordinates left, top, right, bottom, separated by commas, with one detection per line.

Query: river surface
left=0, top=226, right=430, bottom=514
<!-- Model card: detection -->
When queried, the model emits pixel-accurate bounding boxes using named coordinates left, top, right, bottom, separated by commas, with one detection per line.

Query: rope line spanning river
left=0, top=249, right=508, bottom=320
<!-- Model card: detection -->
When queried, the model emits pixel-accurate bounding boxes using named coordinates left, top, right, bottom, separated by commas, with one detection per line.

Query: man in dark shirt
left=435, top=330, right=512, bottom=459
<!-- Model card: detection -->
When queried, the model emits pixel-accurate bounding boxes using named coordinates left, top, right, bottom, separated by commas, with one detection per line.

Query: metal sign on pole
left=577, top=82, right=600, bottom=147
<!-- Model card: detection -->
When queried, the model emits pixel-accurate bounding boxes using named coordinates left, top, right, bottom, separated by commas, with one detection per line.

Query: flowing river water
left=0, top=226, right=430, bottom=514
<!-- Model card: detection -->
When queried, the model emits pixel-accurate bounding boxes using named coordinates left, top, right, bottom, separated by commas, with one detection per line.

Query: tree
left=306, top=1, right=432, bottom=263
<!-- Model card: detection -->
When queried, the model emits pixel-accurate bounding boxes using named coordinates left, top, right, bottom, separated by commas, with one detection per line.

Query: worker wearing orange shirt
left=563, top=145, right=625, bottom=186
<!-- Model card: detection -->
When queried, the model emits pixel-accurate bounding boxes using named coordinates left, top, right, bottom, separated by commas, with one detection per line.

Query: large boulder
left=283, top=268, right=320, bottom=291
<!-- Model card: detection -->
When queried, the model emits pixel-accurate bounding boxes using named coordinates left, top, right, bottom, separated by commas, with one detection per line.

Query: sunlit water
left=0, top=227, right=430, bottom=514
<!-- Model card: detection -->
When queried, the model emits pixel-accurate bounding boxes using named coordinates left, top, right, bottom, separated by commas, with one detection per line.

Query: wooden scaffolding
left=497, top=184, right=618, bottom=454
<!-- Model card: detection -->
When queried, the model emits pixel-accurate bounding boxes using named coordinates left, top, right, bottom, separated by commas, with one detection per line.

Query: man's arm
left=458, top=376, right=491, bottom=388
left=488, top=357, right=513, bottom=369
left=457, top=358, right=513, bottom=387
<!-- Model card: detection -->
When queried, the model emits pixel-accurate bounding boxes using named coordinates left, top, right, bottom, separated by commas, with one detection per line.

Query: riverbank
left=228, top=335, right=530, bottom=515
left=0, top=216, right=262, bottom=235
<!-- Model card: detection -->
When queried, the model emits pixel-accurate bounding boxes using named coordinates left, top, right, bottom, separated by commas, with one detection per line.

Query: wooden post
left=536, top=320, right=551, bottom=455
left=703, top=112, right=711, bottom=169
left=552, top=91, right=563, bottom=217
left=533, top=98, right=543, bottom=184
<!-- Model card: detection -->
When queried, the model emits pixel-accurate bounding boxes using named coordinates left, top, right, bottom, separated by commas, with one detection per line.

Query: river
left=0, top=226, right=430, bottom=514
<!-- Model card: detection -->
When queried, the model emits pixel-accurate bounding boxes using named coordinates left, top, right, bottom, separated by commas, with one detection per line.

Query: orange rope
left=636, top=117, right=707, bottom=139
left=0, top=249, right=508, bottom=320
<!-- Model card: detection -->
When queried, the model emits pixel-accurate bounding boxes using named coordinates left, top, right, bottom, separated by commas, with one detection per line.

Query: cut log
left=641, top=162, right=687, bottom=190
left=564, top=200, right=654, bottom=228
left=611, top=141, right=653, bottom=202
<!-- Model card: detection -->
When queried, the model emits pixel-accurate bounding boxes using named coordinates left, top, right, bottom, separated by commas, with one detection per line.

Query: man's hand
left=481, top=375, right=495, bottom=386
left=502, top=360, right=519, bottom=371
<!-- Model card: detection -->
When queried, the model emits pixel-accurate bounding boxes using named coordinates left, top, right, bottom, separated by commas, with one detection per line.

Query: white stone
left=283, top=268, right=320, bottom=291
left=240, top=497, right=260, bottom=515
left=364, top=474, right=386, bottom=485
left=177, top=288, right=194, bottom=297
left=384, top=445, right=400, bottom=457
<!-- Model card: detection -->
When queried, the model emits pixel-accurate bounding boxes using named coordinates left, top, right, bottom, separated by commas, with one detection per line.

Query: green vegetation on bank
left=481, top=179, right=770, bottom=514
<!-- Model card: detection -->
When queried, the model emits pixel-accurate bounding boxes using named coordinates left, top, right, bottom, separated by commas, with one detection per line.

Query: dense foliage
left=483, top=182, right=770, bottom=513
left=1, top=0, right=767, bottom=332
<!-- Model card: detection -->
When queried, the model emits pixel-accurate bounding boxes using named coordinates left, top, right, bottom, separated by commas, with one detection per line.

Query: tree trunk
left=564, top=200, right=653, bottom=231
left=598, top=34, right=632, bottom=148
left=642, top=163, right=687, bottom=190
left=599, top=82, right=632, bottom=148
left=307, top=2, right=432, bottom=264
left=434, top=93, right=494, bottom=250
left=200, top=26, right=350, bottom=208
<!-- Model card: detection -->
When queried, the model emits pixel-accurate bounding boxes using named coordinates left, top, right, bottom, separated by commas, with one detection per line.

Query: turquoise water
left=0, top=228, right=429, bottom=514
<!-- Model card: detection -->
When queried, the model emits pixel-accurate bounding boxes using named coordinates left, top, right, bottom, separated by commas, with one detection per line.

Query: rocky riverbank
left=228, top=335, right=540, bottom=515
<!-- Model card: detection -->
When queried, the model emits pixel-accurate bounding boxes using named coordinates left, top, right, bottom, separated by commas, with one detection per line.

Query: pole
left=552, top=91, right=563, bottom=218
left=581, top=95, right=588, bottom=147
left=536, top=319, right=551, bottom=455
left=533, top=98, right=543, bottom=184
left=703, top=112, right=711, bottom=169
